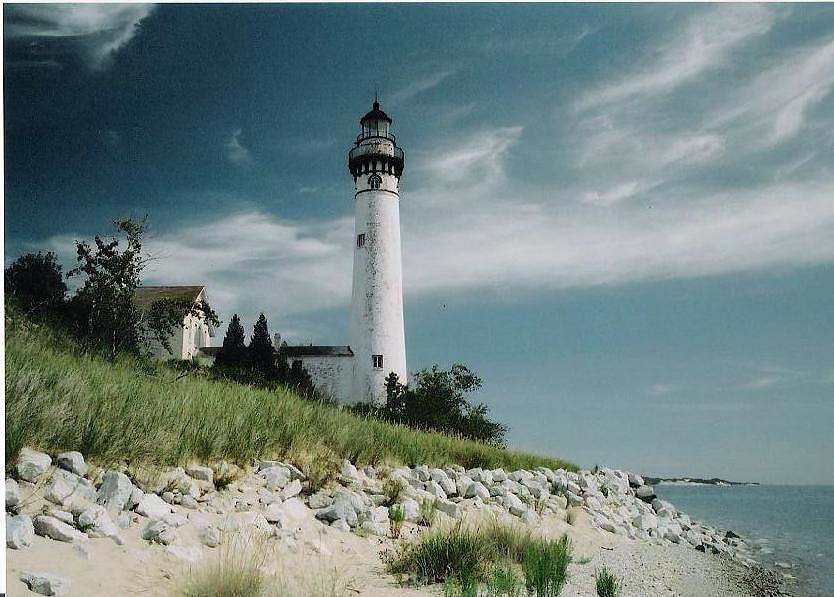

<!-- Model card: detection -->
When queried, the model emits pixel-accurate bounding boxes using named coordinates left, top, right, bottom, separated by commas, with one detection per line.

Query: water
left=654, top=485, right=834, bottom=597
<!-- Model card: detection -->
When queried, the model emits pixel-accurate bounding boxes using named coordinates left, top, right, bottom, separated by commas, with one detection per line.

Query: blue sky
left=4, top=4, right=834, bottom=484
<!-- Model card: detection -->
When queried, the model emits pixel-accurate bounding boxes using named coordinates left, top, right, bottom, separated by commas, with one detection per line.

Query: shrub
left=4, top=251, right=66, bottom=320
left=385, top=522, right=488, bottom=584
left=522, top=536, right=571, bottom=597
left=418, top=498, right=438, bottom=527
left=383, top=477, right=406, bottom=506
left=388, top=504, right=405, bottom=539
left=594, top=566, right=622, bottom=597
left=487, top=564, right=523, bottom=597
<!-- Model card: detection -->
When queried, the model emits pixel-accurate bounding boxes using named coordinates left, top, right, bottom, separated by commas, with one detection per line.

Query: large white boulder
left=339, top=460, right=359, bottom=480
left=135, top=493, right=173, bottom=521
left=315, top=499, right=357, bottom=527
left=20, top=572, right=71, bottom=597
left=281, top=479, right=302, bottom=501
left=435, top=499, right=459, bottom=518
left=6, top=478, right=21, bottom=509
left=632, top=512, right=658, bottom=531
left=424, top=481, right=448, bottom=500
left=636, top=485, right=655, bottom=503
left=260, top=466, right=291, bottom=490
left=186, top=465, right=214, bottom=482
left=17, top=448, right=52, bottom=483
left=281, top=497, right=308, bottom=520
left=33, top=515, right=86, bottom=543
left=627, top=472, right=644, bottom=487
left=96, top=471, right=134, bottom=514
left=504, top=492, right=526, bottom=517
left=56, top=452, right=88, bottom=477
left=77, top=504, right=119, bottom=538
left=7, top=513, right=35, bottom=549
left=464, top=481, right=490, bottom=500
left=142, top=520, right=177, bottom=545
left=44, top=469, right=96, bottom=506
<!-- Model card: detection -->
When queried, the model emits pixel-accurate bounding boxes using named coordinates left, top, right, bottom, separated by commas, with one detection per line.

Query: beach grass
left=594, top=566, right=622, bottom=597
left=5, top=309, right=576, bottom=473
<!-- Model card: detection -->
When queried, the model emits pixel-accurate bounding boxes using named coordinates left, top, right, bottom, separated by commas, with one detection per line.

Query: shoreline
left=6, top=448, right=793, bottom=596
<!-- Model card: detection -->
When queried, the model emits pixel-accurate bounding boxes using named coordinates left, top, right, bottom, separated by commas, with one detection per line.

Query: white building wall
left=293, top=355, right=353, bottom=403
left=349, top=140, right=407, bottom=405
left=143, top=288, right=212, bottom=360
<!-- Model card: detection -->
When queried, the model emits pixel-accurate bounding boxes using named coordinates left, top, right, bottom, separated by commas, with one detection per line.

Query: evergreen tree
left=215, top=313, right=248, bottom=368
left=249, top=313, right=278, bottom=379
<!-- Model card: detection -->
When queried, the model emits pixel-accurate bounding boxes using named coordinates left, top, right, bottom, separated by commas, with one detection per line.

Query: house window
left=368, top=174, right=382, bottom=190
left=372, top=354, right=384, bottom=369
left=356, top=233, right=366, bottom=248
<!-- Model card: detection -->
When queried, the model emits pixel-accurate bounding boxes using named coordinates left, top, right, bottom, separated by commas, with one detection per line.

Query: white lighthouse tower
left=348, top=101, right=407, bottom=404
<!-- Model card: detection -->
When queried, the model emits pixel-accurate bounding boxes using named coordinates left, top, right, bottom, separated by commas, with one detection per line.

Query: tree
left=4, top=252, right=67, bottom=319
left=214, top=313, right=248, bottom=368
left=249, top=313, right=278, bottom=380
left=142, top=297, right=220, bottom=357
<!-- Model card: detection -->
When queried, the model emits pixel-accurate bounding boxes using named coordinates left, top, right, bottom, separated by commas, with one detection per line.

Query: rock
left=161, top=491, right=175, bottom=504
left=264, top=503, right=288, bottom=526
left=363, top=466, right=376, bottom=479
left=20, top=572, right=70, bottom=596
left=424, top=481, right=448, bottom=500
left=651, top=498, right=676, bottom=518
left=44, top=469, right=96, bottom=506
left=308, top=491, right=333, bottom=509
left=331, top=519, right=351, bottom=532
left=198, top=525, right=221, bottom=548
left=315, top=500, right=357, bottom=527
left=464, top=481, right=490, bottom=500
left=359, top=519, right=386, bottom=536
left=504, top=492, right=526, bottom=516
left=33, top=515, right=86, bottom=543
left=597, top=518, right=621, bottom=533
left=7, top=513, right=35, bottom=549
left=551, top=495, right=568, bottom=510
left=401, top=498, right=420, bottom=522
left=340, top=460, right=359, bottom=479
left=632, top=513, right=658, bottom=531
left=56, top=452, right=88, bottom=477
left=520, top=509, right=539, bottom=526
left=186, top=465, right=214, bottom=482
left=259, top=488, right=282, bottom=505
left=260, top=466, right=291, bottom=490
left=135, top=493, right=172, bottom=520
left=126, top=487, right=144, bottom=510
left=492, top=468, right=508, bottom=482
left=636, top=485, right=655, bottom=502
left=77, top=504, right=119, bottom=538
left=438, top=477, right=457, bottom=496
left=45, top=509, right=75, bottom=525
left=602, top=470, right=629, bottom=495
left=180, top=495, right=199, bottom=510
left=281, top=497, right=308, bottom=520
left=115, top=512, right=132, bottom=529
left=142, top=520, right=176, bottom=545
left=17, top=448, right=52, bottom=483
left=96, top=471, right=134, bottom=514
left=281, top=479, right=302, bottom=500
left=435, top=499, right=459, bottom=518
left=627, top=472, right=644, bottom=487
left=7, top=478, right=21, bottom=510
left=456, top=474, right=474, bottom=498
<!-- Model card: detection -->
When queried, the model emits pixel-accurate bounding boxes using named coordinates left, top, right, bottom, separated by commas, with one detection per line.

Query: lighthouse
left=348, top=101, right=407, bottom=404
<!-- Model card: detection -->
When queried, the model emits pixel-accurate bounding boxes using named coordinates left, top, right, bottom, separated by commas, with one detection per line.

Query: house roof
left=283, top=346, right=354, bottom=357
left=133, top=286, right=205, bottom=311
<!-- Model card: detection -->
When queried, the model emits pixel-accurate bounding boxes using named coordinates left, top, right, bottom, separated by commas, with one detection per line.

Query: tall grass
left=179, top=533, right=273, bottom=597
left=5, top=311, right=575, bottom=472
left=522, top=536, right=571, bottom=597
left=386, top=522, right=488, bottom=584
left=594, top=566, right=622, bottom=597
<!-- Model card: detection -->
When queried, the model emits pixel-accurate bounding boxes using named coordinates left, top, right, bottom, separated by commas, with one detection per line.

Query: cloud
left=648, top=384, right=675, bottom=396
left=575, top=5, right=776, bottom=111
left=741, top=376, right=782, bottom=390
left=4, top=4, right=155, bottom=70
left=388, top=68, right=459, bottom=106
left=223, top=129, right=252, bottom=165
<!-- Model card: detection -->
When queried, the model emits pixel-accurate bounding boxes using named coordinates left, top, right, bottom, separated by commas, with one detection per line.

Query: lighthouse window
left=372, top=354, right=384, bottom=368
left=368, top=174, right=382, bottom=190
left=356, top=233, right=365, bottom=248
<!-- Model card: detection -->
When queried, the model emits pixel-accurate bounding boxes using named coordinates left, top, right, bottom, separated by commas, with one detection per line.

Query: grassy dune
left=5, top=312, right=575, bottom=473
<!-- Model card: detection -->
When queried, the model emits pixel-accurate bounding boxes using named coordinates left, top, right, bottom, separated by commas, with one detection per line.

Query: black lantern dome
left=360, top=101, right=392, bottom=125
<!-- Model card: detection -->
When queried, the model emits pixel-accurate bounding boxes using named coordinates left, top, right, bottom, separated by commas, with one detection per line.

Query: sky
left=4, top=3, right=834, bottom=484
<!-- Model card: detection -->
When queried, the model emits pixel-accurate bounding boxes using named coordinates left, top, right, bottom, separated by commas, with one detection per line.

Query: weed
left=382, top=477, right=406, bottom=506
left=443, top=573, right=478, bottom=597
left=487, top=563, right=523, bottom=597
left=388, top=504, right=405, bottom=539
left=478, top=517, right=532, bottom=564
left=418, top=498, right=438, bottom=527
left=594, top=566, right=622, bottom=597
left=522, top=536, right=571, bottom=597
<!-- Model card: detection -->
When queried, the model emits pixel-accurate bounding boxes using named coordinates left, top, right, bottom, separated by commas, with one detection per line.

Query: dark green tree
left=4, top=252, right=67, bottom=319
left=214, top=313, right=248, bottom=368
left=249, top=313, right=278, bottom=379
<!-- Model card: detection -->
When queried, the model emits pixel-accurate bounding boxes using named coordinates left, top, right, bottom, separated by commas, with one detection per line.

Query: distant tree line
left=210, top=312, right=322, bottom=400
left=351, top=365, right=508, bottom=446
left=5, top=218, right=218, bottom=359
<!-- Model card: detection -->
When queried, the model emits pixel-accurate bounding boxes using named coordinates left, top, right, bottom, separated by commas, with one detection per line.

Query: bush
left=522, top=536, right=571, bottom=597
left=594, top=566, right=622, bottom=597
left=4, top=251, right=66, bottom=320
left=385, top=522, right=488, bottom=584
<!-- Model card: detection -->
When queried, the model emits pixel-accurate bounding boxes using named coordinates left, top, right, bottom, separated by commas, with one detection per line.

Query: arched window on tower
left=368, top=174, right=382, bottom=190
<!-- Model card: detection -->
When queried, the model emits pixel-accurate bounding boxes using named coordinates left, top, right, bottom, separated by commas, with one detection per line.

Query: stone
left=632, top=513, right=658, bottom=531
left=126, top=487, right=144, bottom=510
left=602, top=470, right=629, bottom=495
left=435, top=499, right=459, bottom=518
left=20, top=572, right=70, bottom=596
left=359, top=519, right=387, bottom=536
left=438, top=477, right=457, bottom=496
left=162, top=492, right=176, bottom=504
left=7, top=513, right=35, bottom=549
left=186, top=465, right=214, bottom=482
left=96, top=471, right=134, bottom=514
left=44, top=469, right=96, bottom=506
left=636, top=485, right=655, bottom=503
left=142, top=520, right=177, bottom=545
left=259, top=488, right=282, bottom=505
left=492, top=468, right=508, bottom=482
left=363, top=466, right=376, bottom=479
left=77, top=504, right=119, bottom=538
left=456, top=475, right=474, bottom=498
left=331, top=519, right=351, bottom=532
left=115, top=512, right=132, bottom=529
left=627, top=472, right=644, bottom=487
left=7, top=477, right=21, bottom=510
left=17, top=448, right=52, bottom=483
left=56, top=452, right=88, bottom=477
left=264, top=503, right=288, bottom=526
left=464, top=481, right=490, bottom=500
left=551, top=495, right=568, bottom=510
left=651, top=498, right=676, bottom=518
left=520, top=509, right=539, bottom=526
left=281, top=497, right=308, bottom=520
left=315, top=500, right=357, bottom=527
left=504, top=492, right=526, bottom=516
left=45, top=509, right=74, bottom=525
left=424, top=481, right=448, bottom=500
left=135, top=493, right=172, bottom=521
left=308, top=491, right=333, bottom=509
left=33, top=515, right=86, bottom=543
left=260, top=466, right=291, bottom=490
left=180, top=495, right=199, bottom=510
left=199, top=525, right=221, bottom=548
left=401, top=498, right=420, bottom=522
left=340, top=459, right=359, bottom=479
left=281, top=479, right=302, bottom=500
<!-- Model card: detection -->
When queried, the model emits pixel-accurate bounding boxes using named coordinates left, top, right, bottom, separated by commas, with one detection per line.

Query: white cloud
left=389, top=68, right=459, bottom=106
left=223, top=129, right=252, bottom=165
left=4, top=4, right=155, bottom=70
left=741, top=376, right=782, bottom=390
left=648, top=384, right=675, bottom=396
